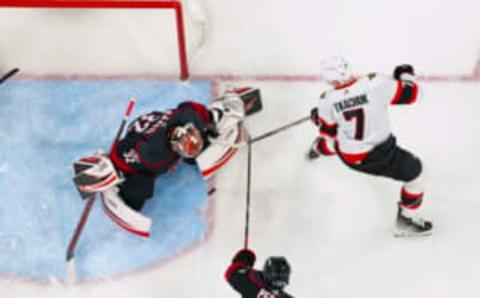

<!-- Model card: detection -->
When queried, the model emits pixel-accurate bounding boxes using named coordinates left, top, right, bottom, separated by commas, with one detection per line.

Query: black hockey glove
left=205, top=123, right=220, bottom=139
left=232, top=249, right=256, bottom=267
left=310, top=107, right=320, bottom=126
left=393, top=64, right=415, bottom=80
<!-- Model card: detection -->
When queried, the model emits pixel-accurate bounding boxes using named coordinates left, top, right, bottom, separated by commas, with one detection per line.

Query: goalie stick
left=65, top=97, right=136, bottom=284
left=0, top=68, right=19, bottom=85
left=244, top=135, right=253, bottom=249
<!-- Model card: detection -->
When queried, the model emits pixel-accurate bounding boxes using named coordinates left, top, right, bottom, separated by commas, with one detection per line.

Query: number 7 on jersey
left=343, top=108, right=365, bottom=140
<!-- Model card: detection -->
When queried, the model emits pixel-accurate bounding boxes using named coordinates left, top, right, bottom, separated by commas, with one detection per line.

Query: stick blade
left=66, top=258, right=76, bottom=285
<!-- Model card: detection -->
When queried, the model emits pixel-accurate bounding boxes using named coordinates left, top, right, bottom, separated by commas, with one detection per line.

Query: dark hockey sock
left=400, top=187, right=423, bottom=210
left=314, top=138, right=336, bottom=156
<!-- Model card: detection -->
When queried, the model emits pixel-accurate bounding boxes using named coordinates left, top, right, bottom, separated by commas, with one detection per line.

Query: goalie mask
left=169, top=123, right=204, bottom=158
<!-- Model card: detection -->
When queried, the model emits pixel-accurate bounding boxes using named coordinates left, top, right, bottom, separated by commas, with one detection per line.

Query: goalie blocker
left=196, top=87, right=262, bottom=178
left=235, top=87, right=263, bottom=116
left=73, top=154, right=122, bottom=198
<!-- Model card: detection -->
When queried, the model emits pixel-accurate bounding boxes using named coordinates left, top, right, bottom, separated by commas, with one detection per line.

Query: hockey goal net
left=0, top=0, right=206, bottom=80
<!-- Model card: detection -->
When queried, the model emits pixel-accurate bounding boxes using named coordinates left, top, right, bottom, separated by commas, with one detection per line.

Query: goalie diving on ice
left=72, top=87, right=263, bottom=237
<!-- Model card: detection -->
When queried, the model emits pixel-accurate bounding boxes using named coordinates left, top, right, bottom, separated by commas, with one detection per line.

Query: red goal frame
left=0, top=0, right=190, bottom=80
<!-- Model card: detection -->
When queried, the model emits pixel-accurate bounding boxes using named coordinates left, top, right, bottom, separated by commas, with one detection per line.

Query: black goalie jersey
left=109, top=101, right=212, bottom=177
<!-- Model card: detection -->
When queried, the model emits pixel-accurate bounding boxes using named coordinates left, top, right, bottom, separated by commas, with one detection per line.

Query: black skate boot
left=394, top=203, right=433, bottom=237
left=306, top=139, right=322, bottom=160
left=307, top=147, right=320, bottom=160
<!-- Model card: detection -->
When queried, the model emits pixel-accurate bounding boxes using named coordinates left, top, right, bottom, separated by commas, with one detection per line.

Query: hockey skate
left=306, top=139, right=322, bottom=160
left=306, top=147, right=320, bottom=160
left=394, top=203, right=432, bottom=237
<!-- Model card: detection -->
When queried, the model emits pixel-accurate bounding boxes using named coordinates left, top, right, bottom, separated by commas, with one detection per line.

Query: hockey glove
left=205, top=122, right=220, bottom=139
left=232, top=249, right=256, bottom=267
left=310, top=107, right=320, bottom=126
left=393, top=64, right=415, bottom=80
left=73, top=153, right=122, bottom=199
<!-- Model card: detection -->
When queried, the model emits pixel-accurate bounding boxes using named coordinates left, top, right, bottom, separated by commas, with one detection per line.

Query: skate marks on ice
left=0, top=80, right=213, bottom=281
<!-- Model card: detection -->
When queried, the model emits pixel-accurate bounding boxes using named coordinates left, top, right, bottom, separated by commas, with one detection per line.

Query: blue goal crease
left=0, top=80, right=212, bottom=280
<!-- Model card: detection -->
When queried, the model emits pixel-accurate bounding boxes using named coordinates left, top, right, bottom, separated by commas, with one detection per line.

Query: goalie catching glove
left=207, top=87, right=262, bottom=142
left=195, top=87, right=262, bottom=178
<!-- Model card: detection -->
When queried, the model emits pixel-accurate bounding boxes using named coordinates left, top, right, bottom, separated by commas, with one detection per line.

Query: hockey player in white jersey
left=308, top=56, right=432, bottom=237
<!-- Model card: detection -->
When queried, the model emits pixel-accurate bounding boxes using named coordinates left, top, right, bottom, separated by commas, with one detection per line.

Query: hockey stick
left=0, top=68, right=19, bottom=85
left=65, top=97, right=136, bottom=284
left=66, top=195, right=95, bottom=284
left=250, top=115, right=310, bottom=144
left=110, top=97, right=136, bottom=152
left=244, top=136, right=252, bottom=249
left=209, top=115, right=311, bottom=149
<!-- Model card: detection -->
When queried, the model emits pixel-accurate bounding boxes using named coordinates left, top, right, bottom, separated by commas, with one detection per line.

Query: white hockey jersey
left=315, top=73, right=419, bottom=164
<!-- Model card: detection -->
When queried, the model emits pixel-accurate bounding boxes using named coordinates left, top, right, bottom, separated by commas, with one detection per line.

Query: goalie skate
left=394, top=203, right=433, bottom=237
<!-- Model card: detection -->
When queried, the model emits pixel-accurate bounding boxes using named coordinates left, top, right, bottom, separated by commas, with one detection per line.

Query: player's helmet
left=169, top=122, right=204, bottom=158
left=263, top=256, right=291, bottom=290
left=319, top=56, right=353, bottom=85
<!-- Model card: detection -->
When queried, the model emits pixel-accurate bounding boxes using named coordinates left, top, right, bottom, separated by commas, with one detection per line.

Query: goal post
left=0, top=0, right=205, bottom=80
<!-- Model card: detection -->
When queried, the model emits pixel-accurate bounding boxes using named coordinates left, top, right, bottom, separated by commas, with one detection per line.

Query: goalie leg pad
left=101, top=187, right=152, bottom=238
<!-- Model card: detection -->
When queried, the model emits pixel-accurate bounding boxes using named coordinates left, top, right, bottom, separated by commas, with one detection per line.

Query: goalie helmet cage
left=0, top=0, right=205, bottom=80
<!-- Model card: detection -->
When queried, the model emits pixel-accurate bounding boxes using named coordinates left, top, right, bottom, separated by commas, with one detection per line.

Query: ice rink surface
left=0, top=79, right=479, bottom=298
left=0, top=80, right=212, bottom=280
left=0, top=0, right=480, bottom=297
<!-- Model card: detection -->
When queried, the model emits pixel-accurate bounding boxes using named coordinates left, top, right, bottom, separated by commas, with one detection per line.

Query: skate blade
left=393, top=229, right=433, bottom=238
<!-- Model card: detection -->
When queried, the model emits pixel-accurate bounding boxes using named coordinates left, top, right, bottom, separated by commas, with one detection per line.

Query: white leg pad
left=101, top=187, right=152, bottom=238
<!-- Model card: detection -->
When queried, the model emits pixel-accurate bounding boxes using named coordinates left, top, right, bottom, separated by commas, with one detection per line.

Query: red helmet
left=169, top=123, right=204, bottom=158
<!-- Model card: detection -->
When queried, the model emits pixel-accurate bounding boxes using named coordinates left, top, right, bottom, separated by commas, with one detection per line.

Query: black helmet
left=263, top=256, right=291, bottom=289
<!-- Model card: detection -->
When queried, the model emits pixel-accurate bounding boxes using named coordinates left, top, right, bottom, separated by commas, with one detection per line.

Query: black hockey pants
left=118, top=174, right=155, bottom=211
left=339, top=135, right=422, bottom=182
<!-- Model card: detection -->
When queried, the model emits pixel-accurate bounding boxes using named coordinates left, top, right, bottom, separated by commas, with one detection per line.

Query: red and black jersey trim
left=248, top=270, right=268, bottom=288
left=224, top=264, right=268, bottom=291
left=232, top=248, right=256, bottom=266
left=315, top=138, right=336, bottom=156
left=318, top=117, right=338, bottom=138
left=109, top=141, right=138, bottom=175
left=225, top=262, right=246, bottom=281
left=334, top=141, right=369, bottom=164
left=391, top=80, right=418, bottom=105
left=400, top=187, right=423, bottom=209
